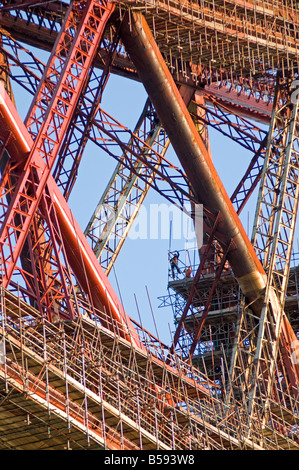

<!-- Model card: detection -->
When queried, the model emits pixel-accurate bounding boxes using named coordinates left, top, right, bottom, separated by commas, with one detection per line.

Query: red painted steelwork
left=120, top=12, right=267, bottom=304
left=0, top=84, right=220, bottom=401
left=199, top=84, right=273, bottom=125
left=0, top=82, right=144, bottom=350
left=0, top=0, right=115, bottom=288
left=119, top=11, right=299, bottom=383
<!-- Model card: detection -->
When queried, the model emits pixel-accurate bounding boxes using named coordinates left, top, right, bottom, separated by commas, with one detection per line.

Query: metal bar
left=119, top=11, right=299, bottom=385
left=84, top=86, right=195, bottom=274
left=0, top=0, right=114, bottom=287
left=52, top=27, right=122, bottom=200
left=0, top=83, right=145, bottom=349
left=189, top=241, right=232, bottom=358
left=245, top=74, right=299, bottom=416
left=119, top=11, right=266, bottom=311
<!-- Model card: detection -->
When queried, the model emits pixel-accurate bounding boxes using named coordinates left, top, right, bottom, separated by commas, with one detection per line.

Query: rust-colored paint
left=119, top=12, right=299, bottom=383
left=120, top=12, right=266, bottom=303
left=0, top=83, right=143, bottom=350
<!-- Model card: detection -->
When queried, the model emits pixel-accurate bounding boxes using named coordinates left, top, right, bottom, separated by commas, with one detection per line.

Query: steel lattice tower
left=0, top=0, right=299, bottom=450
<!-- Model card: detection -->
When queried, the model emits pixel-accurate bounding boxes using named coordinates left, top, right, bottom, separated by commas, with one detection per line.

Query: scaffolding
left=0, top=0, right=299, bottom=452
left=164, top=247, right=299, bottom=364
left=161, top=246, right=299, bottom=448
left=118, top=0, right=299, bottom=83
left=160, top=248, right=240, bottom=375
left=0, top=286, right=299, bottom=450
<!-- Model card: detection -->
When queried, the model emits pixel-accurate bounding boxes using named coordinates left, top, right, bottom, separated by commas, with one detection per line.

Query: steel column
left=119, top=11, right=299, bottom=384
left=0, top=0, right=114, bottom=286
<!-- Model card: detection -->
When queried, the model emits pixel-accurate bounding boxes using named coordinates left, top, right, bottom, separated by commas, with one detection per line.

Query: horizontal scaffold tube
left=119, top=11, right=299, bottom=382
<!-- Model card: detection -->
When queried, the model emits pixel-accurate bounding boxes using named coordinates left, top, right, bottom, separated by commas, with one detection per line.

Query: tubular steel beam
left=0, top=29, right=270, bottom=224
left=0, top=28, right=268, bottom=229
left=0, top=0, right=114, bottom=287
left=120, top=12, right=266, bottom=308
left=119, top=12, right=299, bottom=378
left=0, top=82, right=144, bottom=350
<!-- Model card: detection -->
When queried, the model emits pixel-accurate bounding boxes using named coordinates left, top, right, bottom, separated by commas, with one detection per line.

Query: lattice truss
left=0, top=0, right=298, bottom=451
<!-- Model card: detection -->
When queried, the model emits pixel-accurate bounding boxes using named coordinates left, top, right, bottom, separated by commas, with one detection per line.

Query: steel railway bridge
left=0, top=0, right=299, bottom=450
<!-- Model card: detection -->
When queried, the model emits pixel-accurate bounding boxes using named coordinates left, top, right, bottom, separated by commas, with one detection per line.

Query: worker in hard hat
left=185, top=266, right=192, bottom=278
left=169, top=251, right=181, bottom=279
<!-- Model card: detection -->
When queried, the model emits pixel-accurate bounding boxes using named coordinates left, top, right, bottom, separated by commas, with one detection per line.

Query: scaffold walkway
left=1, top=287, right=299, bottom=450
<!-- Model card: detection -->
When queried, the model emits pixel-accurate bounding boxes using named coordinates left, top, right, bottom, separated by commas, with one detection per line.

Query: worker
left=170, top=251, right=181, bottom=279
left=185, top=266, right=192, bottom=278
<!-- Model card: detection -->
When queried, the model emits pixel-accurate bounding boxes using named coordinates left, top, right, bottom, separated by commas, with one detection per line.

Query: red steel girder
left=119, top=11, right=299, bottom=385
left=0, top=9, right=276, bottom=272
left=52, top=26, right=122, bottom=200
left=0, top=82, right=144, bottom=349
left=0, top=21, right=273, bottom=216
left=25, top=0, right=113, bottom=140
left=0, top=3, right=280, bottom=124
left=0, top=0, right=114, bottom=287
left=192, top=93, right=268, bottom=155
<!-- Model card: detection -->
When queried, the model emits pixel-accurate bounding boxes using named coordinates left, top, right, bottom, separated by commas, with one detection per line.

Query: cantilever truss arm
left=119, top=11, right=299, bottom=389
left=229, top=75, right=299, bottom=417
left=84, top=86, right=196, bottom=274
left=0, top=79, right=144, bottom=349
left=0, top=0, right=114, bottom=286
